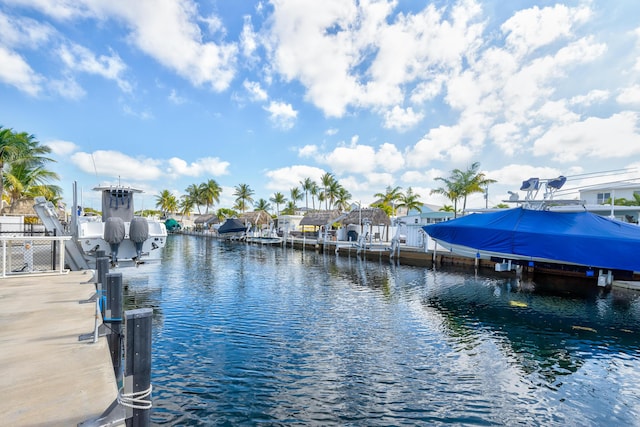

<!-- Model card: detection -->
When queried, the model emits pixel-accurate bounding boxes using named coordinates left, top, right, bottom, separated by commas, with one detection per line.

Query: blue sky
left=1, top=0, right=640, bottom=212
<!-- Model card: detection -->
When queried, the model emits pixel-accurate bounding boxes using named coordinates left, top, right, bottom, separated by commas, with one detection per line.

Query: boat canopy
left=423, top=207, right=640, bottom=272
left=218, top=218, right=247, bottom=234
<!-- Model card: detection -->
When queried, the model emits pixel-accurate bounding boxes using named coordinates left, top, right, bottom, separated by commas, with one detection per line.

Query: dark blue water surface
left=123, top=235, right=640, bottom=426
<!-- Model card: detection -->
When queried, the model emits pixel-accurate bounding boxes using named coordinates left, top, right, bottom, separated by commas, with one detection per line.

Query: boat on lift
left=423, top=175, right=640, bottom=284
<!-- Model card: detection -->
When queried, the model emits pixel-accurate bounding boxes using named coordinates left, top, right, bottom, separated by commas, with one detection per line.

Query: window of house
left=597, top=192, right=611, bottom=204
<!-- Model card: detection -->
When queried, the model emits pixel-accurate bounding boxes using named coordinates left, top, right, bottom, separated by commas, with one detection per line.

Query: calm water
left=122, top=235, right=640, bottom=426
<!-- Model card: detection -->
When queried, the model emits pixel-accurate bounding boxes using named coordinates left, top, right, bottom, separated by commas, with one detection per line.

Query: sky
left=1, top=0, right=640, bottom=213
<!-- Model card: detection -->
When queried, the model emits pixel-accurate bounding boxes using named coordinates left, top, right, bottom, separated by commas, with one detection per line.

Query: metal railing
left=0, top=235, right=71, bottom=277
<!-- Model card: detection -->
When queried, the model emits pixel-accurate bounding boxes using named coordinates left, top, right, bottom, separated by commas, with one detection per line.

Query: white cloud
left=298, top=144, right=318, bottom=158
left=71, top=150, right=163, bottom=181
left=569, top=89, right=610, bottom=106
left=264, top=101, right=297, bottom=130
left=47, top=139, right=79, bottom=156
left=264, top=165, right=326, bottom=191
left=57, top=43, right=132, bottom=93
left=265, top=0, right=484, bottom=117
left=322, top=142, right=377, bottom=175
left=167, top=157, right=230, bottom=177
left=240, top=15, right=258, bottom=59
left=0, top=45, right=43, bottom=96
left=382, top=106, right=424, bottom=131
left=243, top=80, right=268, bottom=102
left=501, top=4, right=591, bottom=56
left=168, top=89, right=187, bottom=104
left=376, top=143, right=404, bottom=172
left=617, top=85, right=640, bottom=106
left=533, top=112, right=640, bottom=162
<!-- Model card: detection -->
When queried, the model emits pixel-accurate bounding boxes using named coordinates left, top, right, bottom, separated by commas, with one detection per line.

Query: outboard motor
left=104, top=216, right=125, bottom=266
left=129, top=217, right=149, bottom=263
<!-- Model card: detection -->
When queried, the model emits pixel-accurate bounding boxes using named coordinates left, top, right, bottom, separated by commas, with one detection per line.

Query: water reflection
left=121, top=235, right=640, bottom=426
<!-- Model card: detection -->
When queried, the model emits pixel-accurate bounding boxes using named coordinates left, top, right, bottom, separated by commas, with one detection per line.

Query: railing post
left=105, top=272, right=124, bottom=383
left=124, top=308, right=153, bottom=426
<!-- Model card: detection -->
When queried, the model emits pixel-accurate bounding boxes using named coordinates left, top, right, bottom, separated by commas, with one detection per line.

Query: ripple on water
left=122, top=236, right=640, bottom=426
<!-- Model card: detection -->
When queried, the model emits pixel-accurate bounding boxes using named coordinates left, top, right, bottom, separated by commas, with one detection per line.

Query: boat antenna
left=90, top=153, right=100, bottom=185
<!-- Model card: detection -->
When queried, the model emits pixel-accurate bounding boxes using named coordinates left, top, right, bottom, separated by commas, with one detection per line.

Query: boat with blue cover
left=423, top=176, right=640, bottom=284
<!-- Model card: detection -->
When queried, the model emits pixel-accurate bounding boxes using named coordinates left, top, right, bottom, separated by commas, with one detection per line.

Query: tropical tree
left=199, top=179, right=222, bottom=214
left=320, top=172, right=336, bottom=210
left=431, top=177, right=462, bottom=218
left=310, top=181, right=319, bottom=210
left=155, top=189, right=178, bottom=216
left=179, top=194, right=195, bottom=216
left=373, top=185, right=403, bottom=216
left=289, top=187, right=303, bottom=209
left=300, top=177, right=315, bottom=210
left=397, top=187, right=424, bottom=213
left=440, top=205, right=455, bottom=213
left=254, top=198, right=272, bottom=212
left=334, top=187, right=352, bottom=212
left=1, top=130, right=59, bottom=207
left=216, top=207, right=237, bottom=221
left=455, top=162, right=496, bottom=214
left=184, top=183, right=203, bottom=214
left=270, top=192, right=286, bottom=216
left=281, top=201, right=297, bottom=215
left=233, top=183, right=254, bottom=213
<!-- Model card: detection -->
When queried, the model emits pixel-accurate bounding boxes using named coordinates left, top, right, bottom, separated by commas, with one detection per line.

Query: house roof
left=239, top=210, right=272, bottom=226
left=194, top=214, right=218, bottom=225
left=299, top=210, right=342, bottom=226
left=340, top=208, right=390, bottom=226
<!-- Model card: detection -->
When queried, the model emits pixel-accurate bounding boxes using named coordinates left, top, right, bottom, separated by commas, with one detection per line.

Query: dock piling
left=123, top=308, right=153, bottom=427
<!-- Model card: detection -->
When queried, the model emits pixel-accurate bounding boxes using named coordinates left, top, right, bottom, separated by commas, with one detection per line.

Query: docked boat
left=217, top=218, right=248, bottom=240
left=75, top=185, right=167, bottom=266
left=34, top=184, right=167, bottom=269
left=422, top=176, right=640, bottom=284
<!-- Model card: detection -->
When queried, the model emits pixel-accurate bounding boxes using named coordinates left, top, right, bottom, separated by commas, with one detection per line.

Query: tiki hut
left=193, top=214, right=219, bottom=231
left=299, top=210, right=342, bottom=237
left=239, top=210, right=273, bottom=230
left=339, top=208, right=391, bottom=241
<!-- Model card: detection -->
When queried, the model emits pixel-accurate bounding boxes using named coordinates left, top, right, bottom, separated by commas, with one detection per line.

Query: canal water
left=123, top=235, right=640, bottom=426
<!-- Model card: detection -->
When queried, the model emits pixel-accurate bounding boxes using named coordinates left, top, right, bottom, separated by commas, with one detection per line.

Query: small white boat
left=74, top=185, right=167, bottom=267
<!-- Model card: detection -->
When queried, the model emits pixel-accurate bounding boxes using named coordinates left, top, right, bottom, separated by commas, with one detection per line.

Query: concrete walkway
left=0, top=271, right=120, bottom=426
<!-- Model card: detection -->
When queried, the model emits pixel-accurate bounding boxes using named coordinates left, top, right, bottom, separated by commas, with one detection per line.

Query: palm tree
left=185, top=183, right=203, bottom=214
left=179, top=194, right=195, bottom=217
left=254, top=198, right=271, bottom=212
left=2, top=131, right=59, bottom=207
left=270, top=192, right=286, bottom=216
left=431, top=176, right=462, bottom=218
left=282, top=201, right=297, bottom=215
left=320, top=172, right=336, bottom=210
left=155, top=189, right=178, bottom=216
left=310, top=181, right=319, bottom=210
left=216, top=207, right=237, bottom=221
left=289, top=187, right=303, bottom=209
left=326, top=179, right=342, bottom=210
left=397, top=187, right=424, bottom=213
left=373, top=185, right=403, bottom=216
left=233, top=183, right=254, bottom=213
left=199, top=179, right=222, bottom=214
left=0, top=127, right=27, bottom=201
left=300, top=177, right=314, bottom=210
left=455, top=162, right=496, bottom=214
left=334, top=187, right=352, bottom=212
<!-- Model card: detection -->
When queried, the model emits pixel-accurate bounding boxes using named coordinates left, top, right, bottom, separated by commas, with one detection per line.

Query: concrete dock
left=0, top=271, right=120, bottom=426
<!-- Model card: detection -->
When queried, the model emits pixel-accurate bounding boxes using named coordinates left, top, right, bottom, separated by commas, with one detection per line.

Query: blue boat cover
left=423, top=207, right=640, bottom=272
left=218, top=218, right=247, bottom=234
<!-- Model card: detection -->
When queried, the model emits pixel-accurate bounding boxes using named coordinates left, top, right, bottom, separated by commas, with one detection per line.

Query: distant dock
left=0, top=271, right=120, bottom=426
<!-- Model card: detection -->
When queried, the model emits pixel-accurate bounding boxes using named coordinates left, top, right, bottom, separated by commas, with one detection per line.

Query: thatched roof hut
left=339, top=208, right=390, bottom=226
left=299, top=210, right=342, bottom=227
left=239, top=210, right=272, bottom=227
